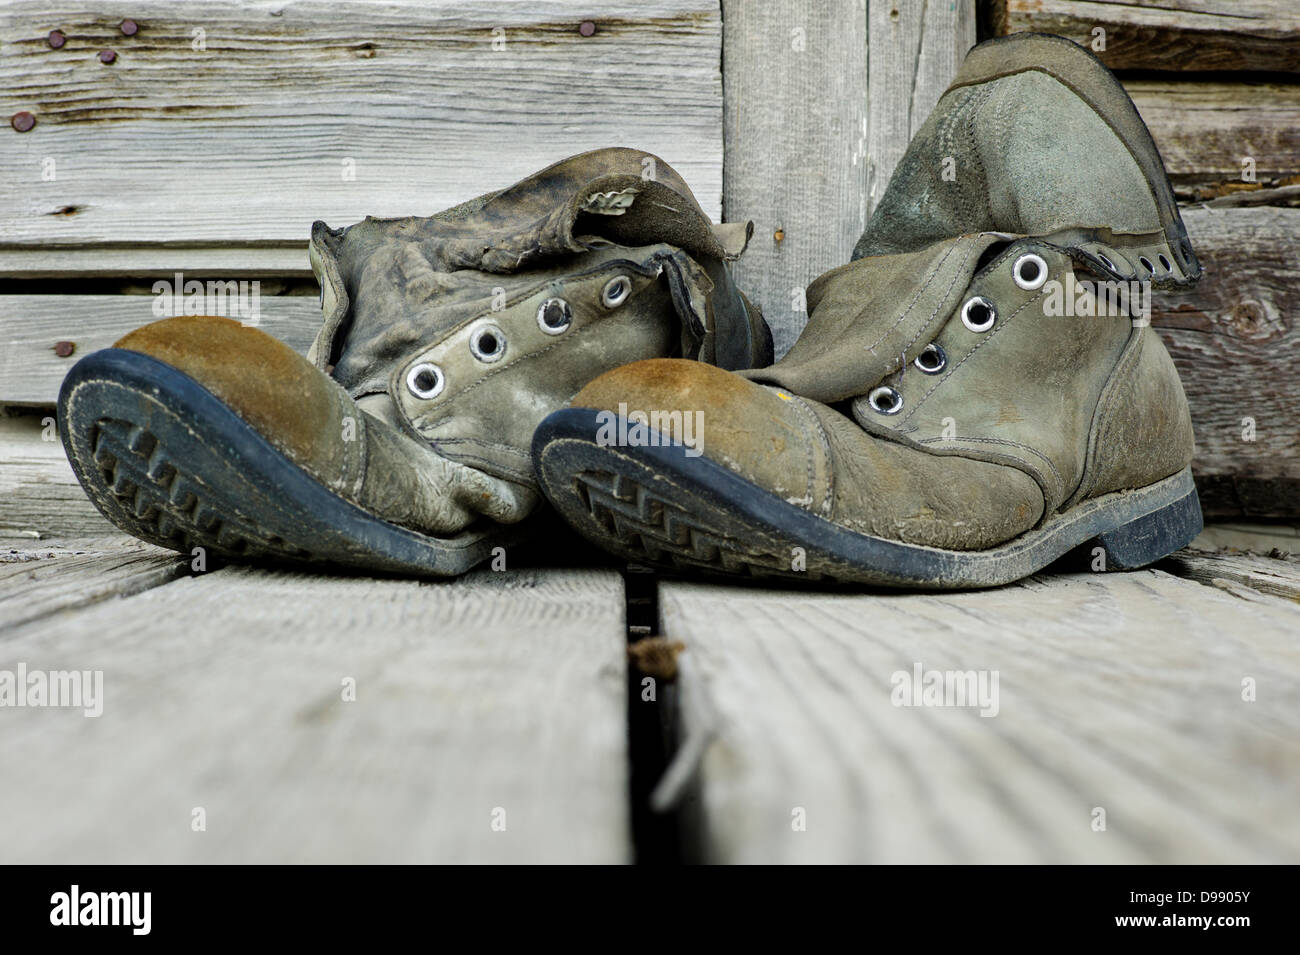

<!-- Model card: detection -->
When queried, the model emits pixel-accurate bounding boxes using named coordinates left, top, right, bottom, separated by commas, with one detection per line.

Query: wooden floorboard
left=0, top=563, right=631, bottom=863
left=0, top=535, right=185, bottom=630
left=1163, top=548, right=1300, bottom=603
left=657, top=568, right=1300, bottom=863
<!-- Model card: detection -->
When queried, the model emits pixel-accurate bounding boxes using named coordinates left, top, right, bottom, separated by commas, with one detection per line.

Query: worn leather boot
left=532, top=230, right=1203, bottom=588
left=59, top=148, right=773, bottom=576
left=856, top=33, right=1201, bottom=290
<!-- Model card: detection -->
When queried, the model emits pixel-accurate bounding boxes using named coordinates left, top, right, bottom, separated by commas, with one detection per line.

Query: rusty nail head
left=48, top=29, right=66, bottom=49
left=11, top=111, right=35, bottom=132
left=54, top=341, right=76, bottom=358
left=774, top=228, right=785, bottom=242
left=578, top=20, right=596, bottom=37
left=99, top=49, right=117, bottom=64
left=121, top=19, right=139, bottom=36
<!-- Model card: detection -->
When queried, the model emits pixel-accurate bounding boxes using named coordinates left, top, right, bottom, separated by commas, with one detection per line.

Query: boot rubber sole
left=533, top=408, right=1204, bottom=590
left=58, top=348, right=516, bottom=577
left=950, top=32, right=1201, bottom=285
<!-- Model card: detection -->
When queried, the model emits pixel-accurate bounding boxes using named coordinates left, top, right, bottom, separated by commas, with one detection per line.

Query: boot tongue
left=743, top=232, right=1008, bottom=403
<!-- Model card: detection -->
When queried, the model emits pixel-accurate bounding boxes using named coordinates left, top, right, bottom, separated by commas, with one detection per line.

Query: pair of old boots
left=60, top=34, right=1203, bottom=588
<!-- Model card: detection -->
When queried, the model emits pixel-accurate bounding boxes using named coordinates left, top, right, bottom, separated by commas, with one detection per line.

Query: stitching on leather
left=932, top=446, right=1050, bottom=502
left=791, top=395, right=836, bottom=517
left=898, top=281, right=1048, bottom=424
left=1082, top=329, right=1146, bottom=501
left=919, top=434, right=1063, bottom=496
left=770, top=391, right=817, bottom=512
left=895, top=234, right=987, bottom=363
left=409, top=315, right=610, bottom=431
left=434, top=436, right=533, bottom=459
left=860, top=235, right=971, bottom=356
left=965, top=85, right=996, bottom=224
left=429, top=440, right=535, bottom=485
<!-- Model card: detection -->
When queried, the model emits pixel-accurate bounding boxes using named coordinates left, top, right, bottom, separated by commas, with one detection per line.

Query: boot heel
left=1095, top=487, right=1204, bottom=570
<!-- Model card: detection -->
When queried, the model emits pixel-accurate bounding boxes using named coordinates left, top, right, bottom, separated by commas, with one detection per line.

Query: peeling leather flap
left=656, top=249, right=714, bottom=362
left=743, top=233, right=1007, bottom=403
left=307, top=220, right=351, bottom=370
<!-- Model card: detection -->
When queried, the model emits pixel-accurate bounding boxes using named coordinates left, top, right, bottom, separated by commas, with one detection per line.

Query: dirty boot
left=532, top=230, right=1202, bottom=588
left=856, top=32, right=1201, bottom=290
left=59, top=148, right=773, bottom=576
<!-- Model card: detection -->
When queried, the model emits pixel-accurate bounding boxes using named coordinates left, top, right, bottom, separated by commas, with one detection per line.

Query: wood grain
left=1164, top=548, right=1300, bottom=602
left=720, top=0, right=870, bottom=357
left=1128, top=79, right=1300, bottom=200
left=0, top=535, right=184, bottom=629
left=658, top=571, right=1300, bottom=863
left=1157, top=206, right=1300, bottom=518
left=0, top=294, right=321, bottom=405
left=0, top=563, right=631, bottom=863
left=0, top=0, right=724, bottom=271
left=990, top=0, right=1300, bottom=73
left=0, top=245, right=313, bottom=280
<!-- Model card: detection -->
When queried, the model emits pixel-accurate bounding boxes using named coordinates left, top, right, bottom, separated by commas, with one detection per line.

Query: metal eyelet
left=867, top=385, right=903, bottom=416
left=537, top=297, right=572, bottom=335
left=406, top=362, right=445, bottom=400
left=469, top=323, right=506, bottom=363
left=1012, top=252, right=1048, bottom=290
left=960, top=296, right=997, bottom=333
left=1138, top=255, right=1155, bottom=274
left=1157, top=253, right=1172, bottom=272
left=601, top=275, right=632, bottom=308
left=914, top=343, right=947, bottom=375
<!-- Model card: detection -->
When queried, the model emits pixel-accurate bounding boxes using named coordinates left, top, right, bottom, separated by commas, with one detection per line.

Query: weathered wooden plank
left=1164, top=548, right=1300, bottom=602
left=658, top=570, right=1300, bottom=863
left=1194, top=521, right=1300, bottom=554
left=0, top=0, right=724, bottom=272
left=989, top=0, right=1300, bottom=73
left=1127, top=79, right=1300, bottom=201
left=1158, top=206, right=1300, bottom=519
left=720, top=0, right=870, bottom=357
left=0, top=413, right=117, bottom=537
left=867, top=0, right=977, bottom=220
left=0, top=535, right=184, bottom=630
left=0, top=564, right=630, bottom=862
left=0, top=245, right=312, bottom=279
left=0, top=294, right=321, bottom=404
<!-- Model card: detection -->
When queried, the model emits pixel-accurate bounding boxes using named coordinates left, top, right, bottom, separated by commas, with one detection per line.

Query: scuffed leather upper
left=855, top=33, right=1201, bottom=290
left=308, top=147, right=771, bottom=486
left=572, top=231, right=1196, bottom=551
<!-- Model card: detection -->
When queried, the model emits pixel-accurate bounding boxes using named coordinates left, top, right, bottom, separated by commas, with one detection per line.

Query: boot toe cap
left=115, top=315, right=345, bottom=468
